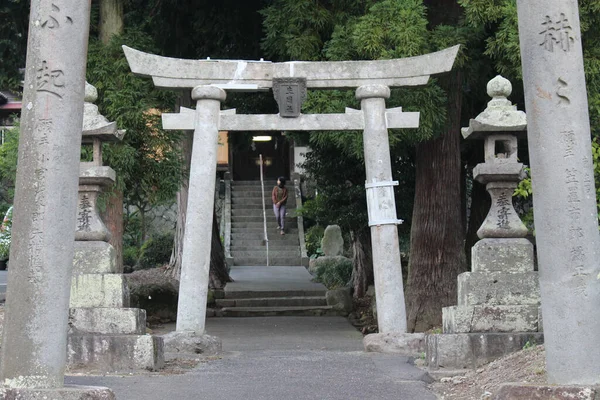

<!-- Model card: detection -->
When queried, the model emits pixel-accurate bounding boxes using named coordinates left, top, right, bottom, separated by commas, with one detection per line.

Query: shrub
left=136, top=232, right=174, bottom=270
left=123, top=246, right=140, bottom=272
left=314, top=257, right=353, bottom=289
left=305, top=224, right=325, bottom=257
left=0, top=206, right=13, bottom=261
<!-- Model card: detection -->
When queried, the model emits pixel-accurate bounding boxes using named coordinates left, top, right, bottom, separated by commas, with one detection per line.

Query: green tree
left=0, top=0, right=28, bottom=90
left=262, top=0, right=475, bottom=329
left=86, top=30, right=185, bottom=247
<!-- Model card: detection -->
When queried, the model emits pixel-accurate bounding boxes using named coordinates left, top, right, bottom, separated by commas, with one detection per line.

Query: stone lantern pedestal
left=427, top=76, right=543, bottom=371
left=67, top=83, right=164, bottom=372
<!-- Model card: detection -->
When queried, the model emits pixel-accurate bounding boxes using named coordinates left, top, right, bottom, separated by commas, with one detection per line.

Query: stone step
left=231, top=227, right=299, bottom=234
left=232, top=222, right=298, bottom=229
left=233, top=215, right=297, bottom=223
left=232, top=188, right=295, bottom=194
left=231, top=198, right=276, bottom=205
left=232, top=203, right=296, bottom=210
left=225, top=288, right=325, bottom=299
left=231, top=245, right=300, bottom=252
left=215, top=306, right=341, bottom=317
left=231, top=239, right=300, bottom=247
left=234, top=256, right=302, bottom=266
left=232, top=209, right=297, bottom=217
left=231, top=250, right=300, bottom=258
left=216, top=296, right=327, bottom=308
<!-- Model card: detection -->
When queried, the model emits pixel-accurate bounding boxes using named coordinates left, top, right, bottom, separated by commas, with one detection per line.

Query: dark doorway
left=232, top=133, right=290, bottom=181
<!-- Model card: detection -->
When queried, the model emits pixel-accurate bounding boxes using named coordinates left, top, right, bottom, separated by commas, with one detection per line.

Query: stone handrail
left=293, top=176, right=309, bottom=267
left=224, top=177, right=233, bottom=269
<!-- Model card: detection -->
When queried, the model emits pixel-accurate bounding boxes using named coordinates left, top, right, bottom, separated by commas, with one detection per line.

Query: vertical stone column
left=176, top=86, right=226, bottom=333
left=357, top=85, right=407, bottom=334
left=0, top=0, right=96, bottom=389
left=516, top=1, right=600, bottom=385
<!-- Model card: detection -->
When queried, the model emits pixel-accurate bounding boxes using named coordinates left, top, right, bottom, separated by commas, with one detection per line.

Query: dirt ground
left=429, top=344, right=547, bottom=399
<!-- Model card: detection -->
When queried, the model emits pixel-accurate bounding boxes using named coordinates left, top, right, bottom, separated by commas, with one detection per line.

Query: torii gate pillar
left=358, top=85, right=407, bottom=333
left=162, top=86, right=225, bottom=354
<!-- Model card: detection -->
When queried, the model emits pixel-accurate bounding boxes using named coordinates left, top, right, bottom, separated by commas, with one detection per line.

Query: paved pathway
left=67, top=266, right=436, bottom=399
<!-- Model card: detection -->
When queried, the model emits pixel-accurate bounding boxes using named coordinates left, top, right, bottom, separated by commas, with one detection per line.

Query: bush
left=305, top=224, right=325, bottom=258
left=314, top=257, right=353, bottom=289
left=136, top=232, right=174, bottom=270
left=123, top=246, right=140, bottom=272
left=0, top=206, right=13, bottom=261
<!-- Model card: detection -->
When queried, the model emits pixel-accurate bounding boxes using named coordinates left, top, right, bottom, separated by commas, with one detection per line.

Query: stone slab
left=123, top=44, right=460, bottom=90
left=472, top=238, right=534, bottom=273
left=73, top=241, right=116, bottom=274
left=67, top=334, right=164, bottom=372
left=321, top=225, right=344, bottom=256
left=70, top=274, right=129, bottom=308
left=326, top=287, right=353, bottom=315
left=161, top=331, right=221, bottom=355
left=443, top=305, right=539, bottom=333
left=457, top=272, right=540, bottom=306
left=0, top=385, right=115, bottom=400
left=363, top=333, right=425, bottom=356
left=69, top=308, right=146, bottom=335
left=426, top=332, right=544, bottom=370
left=493, top=384, right=598, bottom=400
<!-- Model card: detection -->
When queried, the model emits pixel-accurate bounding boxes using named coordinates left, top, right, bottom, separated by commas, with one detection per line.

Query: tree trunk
left=167, top=129, right=192, bottom=280
left=209, top=210, right=232, bottom=288
left=351, top=228, right=373, bottom=298
left=101, top=189, right=124, bottom=273
left=99, top=0, right=124, bottom=44
left=167, top=92, right=193, bottom=279
left=405, top=69, right=467, bottom=332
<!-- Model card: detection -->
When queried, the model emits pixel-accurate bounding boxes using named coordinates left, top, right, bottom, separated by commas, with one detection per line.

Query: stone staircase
left=231, top=180, right=301, bottom=266
left=214, top=266, right=342, bottom=317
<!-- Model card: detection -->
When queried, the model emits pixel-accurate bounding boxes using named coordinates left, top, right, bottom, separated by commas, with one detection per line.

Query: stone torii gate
left=124, top=45, right=459, bottom=348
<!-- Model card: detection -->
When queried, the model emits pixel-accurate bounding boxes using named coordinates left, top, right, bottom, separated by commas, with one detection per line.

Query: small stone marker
left=517, top=0, right=600, bottom=385
left=0, top=1, right=113, bottom=397
left=321, top=225, right=344, bottom=257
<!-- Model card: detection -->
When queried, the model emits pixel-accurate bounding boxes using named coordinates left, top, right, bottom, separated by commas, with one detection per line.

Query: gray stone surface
left=358, top=84, right=407, bottom=334
left=426, top=332, right=544, bottom=370
left=161, top=331, right=221, bottom=355
left=70, top=274, right=129, bottom=308
left=462, top=75, right=527, bottom=140
left=476, top=181, right=528, bottom=238
left=493, top=384, right=597, bottom=400
left=176, top=86, right=225, bottom=334
left=72, top=242, right=116, bottom=275
left=68, top=317, right=437, bottom=400
left=67, top=334, right=164, bottom=372
left=363, top=333, right=425, bottom=356
left=124, top=44, right=459, bottom=90
left=0, top=0, right=92, bottom=389
left=0, top=385, right=115, bottom=400
left=443, top=305, right=539, bottom=333
left=321, top=225, right=344, bottom=256
left=69, top=308, right=146, bottom=335
left=517, top=0, right=600, bottom=385
left=325, top=287, right=352, bottom=314
left=471, top=238, right=534, bottom=273
left=457, top=272, right=540, bottom=306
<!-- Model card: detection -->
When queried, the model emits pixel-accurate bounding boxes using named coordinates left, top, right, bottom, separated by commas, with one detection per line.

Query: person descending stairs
left=230, top=180, right=301, bottom=266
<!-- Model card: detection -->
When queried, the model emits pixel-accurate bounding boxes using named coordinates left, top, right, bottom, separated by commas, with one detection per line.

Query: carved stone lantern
left=427, top=76, right=542, bottom=371
left=462, top=75, right=528, bottom=238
